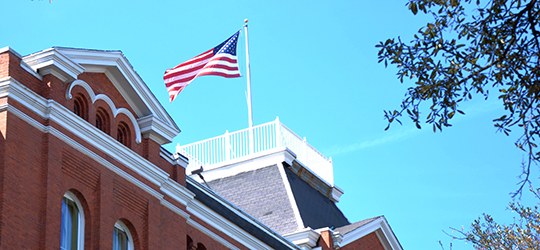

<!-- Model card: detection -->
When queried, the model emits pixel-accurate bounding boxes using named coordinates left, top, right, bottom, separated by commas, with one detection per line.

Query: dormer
left=22, top=47, right=180, bottom=147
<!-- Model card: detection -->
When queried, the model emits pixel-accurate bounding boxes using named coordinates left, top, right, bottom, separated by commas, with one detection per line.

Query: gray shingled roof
left=284, top=167, right=349, bottom=230
left=206, top=164, right=351, bottom=235
left=186, top=176, right=300, bottom=250
left=207, top=164, right=299, bottom=234
left=334, top=216, right=383, bottom=235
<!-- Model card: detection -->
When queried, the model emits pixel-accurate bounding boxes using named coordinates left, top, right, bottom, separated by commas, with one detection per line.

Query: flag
left=164, top=31, right=241, bottom=102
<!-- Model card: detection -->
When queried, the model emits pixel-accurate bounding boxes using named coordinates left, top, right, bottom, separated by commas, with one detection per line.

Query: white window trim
left=64, top=191, right=85, bottom=250
left=114, top=221, right=134, bottom=250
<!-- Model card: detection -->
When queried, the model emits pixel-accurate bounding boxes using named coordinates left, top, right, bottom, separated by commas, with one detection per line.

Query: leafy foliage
left=377, top=0, right=540, bottom=196
left=444, top=189, right=540, bottom=249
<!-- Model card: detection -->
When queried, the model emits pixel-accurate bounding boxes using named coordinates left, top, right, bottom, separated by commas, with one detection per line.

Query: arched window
left=73, top=95, right=88, bottom=121
left=197, top=243, right=206, bottom=250
left=186, top=235, right=194, bottom=250
left=113, top=221, right=133, bottom=250
left=117, top=122, right=130, bottom=147
left=60, top=191, right=85, bottom=250
left=96, top=108, right=110, bottom=134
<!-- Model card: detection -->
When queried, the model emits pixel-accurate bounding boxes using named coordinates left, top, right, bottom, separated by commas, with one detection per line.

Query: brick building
left=0, top=46, right=402, bottom=250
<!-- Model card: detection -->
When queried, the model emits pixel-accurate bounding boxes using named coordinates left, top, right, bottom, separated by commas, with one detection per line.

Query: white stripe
left=166, top=82, right=189, bottom=92
left=164, top=70, right=198, bottom=84
left=165, top=57, right=212, bottom=76
left=204, top=59, right=239, bottom=68
left=212, top=53, right=237, bottom=61
left=177, top=50, right=213, bottom=66
left=198, top=67, right=240, bottom=76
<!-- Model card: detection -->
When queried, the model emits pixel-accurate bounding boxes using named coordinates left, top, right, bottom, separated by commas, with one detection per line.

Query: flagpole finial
left=244, top=19, right=248, bottom=24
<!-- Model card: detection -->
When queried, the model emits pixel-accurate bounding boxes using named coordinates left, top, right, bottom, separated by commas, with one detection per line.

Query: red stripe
left=197, top=71, right=241, bottom=78
left=168, top=85, right=186, bottom=102
left=165, top=76, right=194, bottom=88
left=168, top=84, right=187, bottom=93
left=203, top=64, right=239, bottom=71
left=171, top=50, right=213, bottom=69
left=211, top=56, right=237, bottom=64
left=164, top=63, right=206, bottom=80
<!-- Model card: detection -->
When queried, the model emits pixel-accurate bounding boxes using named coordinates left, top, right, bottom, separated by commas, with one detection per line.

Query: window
left=96, top=108, right=110, bottom=134
left=113, top=221, right=132, bottom=250
left=117, top=122, right=130, bottom=147
left=187, top=235, right=193, bottom=250
left=60, top=191, right=84, bottom=250
left=73, top=95, right=88, bottom=121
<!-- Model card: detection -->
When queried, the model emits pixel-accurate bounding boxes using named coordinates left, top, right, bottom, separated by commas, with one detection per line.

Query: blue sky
left=3, top=0, right=539, bottom=249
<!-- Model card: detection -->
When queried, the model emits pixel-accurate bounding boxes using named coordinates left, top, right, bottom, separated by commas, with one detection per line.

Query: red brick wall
left=340, top=232, right=386, bottom=250
left=0, top=48, right=240, bottom=250
left=0, top=50, right=42, bottom=95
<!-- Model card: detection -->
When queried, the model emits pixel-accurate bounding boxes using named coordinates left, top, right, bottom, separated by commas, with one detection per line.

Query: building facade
left=0, top=46, right=401, bottom=250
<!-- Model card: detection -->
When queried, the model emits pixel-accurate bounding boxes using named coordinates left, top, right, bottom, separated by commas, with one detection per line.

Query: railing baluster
left=176, top=119, right=334, bottom=185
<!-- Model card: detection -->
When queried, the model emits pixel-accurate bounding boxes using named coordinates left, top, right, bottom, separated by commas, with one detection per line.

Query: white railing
left=176, top=117, right=334, bottom=185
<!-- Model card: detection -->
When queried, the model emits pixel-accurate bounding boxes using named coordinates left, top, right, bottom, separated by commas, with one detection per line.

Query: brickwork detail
left=62, top=149, right=100, bottom=189
left=113, top=179, right=148, bottom=219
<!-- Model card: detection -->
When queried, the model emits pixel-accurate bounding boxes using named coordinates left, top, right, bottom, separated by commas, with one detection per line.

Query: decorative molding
left=160, top=199, right=190, bottom=219
left=55, top=47, right=179, bottom=138
left=330, top=185, right=344, bottom=203
left=337, top=217, right=403, bottom=250
left=188, top=147, right=296, bottom=183
left=314, top=228, right=343, bottom=249
left=66, top=79, right=142, bottom=143
left=283, top=227, right=320, bottom=249
left=20, top=60, right=42, bottom=80
left=0, top=46, right=22, bottom=58
left=22, top=48, right=84, bottom=83
left=160, top=179, right=195, bottom=207
left=187, top=219, right=241, bottom=250
left=138, top=115, right=178, bottom=145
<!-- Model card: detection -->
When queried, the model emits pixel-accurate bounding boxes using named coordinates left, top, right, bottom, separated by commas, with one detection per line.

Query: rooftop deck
left=176, top=117, right=334, bottom=186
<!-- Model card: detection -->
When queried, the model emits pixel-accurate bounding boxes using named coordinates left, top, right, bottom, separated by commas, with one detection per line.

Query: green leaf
left=409, top=2, right=418, bottom=15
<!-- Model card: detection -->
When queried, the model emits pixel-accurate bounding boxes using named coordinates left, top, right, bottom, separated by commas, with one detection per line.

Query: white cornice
left=187, top=219, right=241, bottom=250
left=160, top=179, right=195, bottom=207
left=138, top=114, right=178, bottom=145
left=0, top=46, right=22, bottom=58
left=283, top=227, right=320, bottom=249
left=20, top=60, right=43, bottom=80
left=187, top=147, right=296, bottom=183
left=331, top=185, right=344, bottom=203
left=22, top=48, right=84, bottom=83
left=161, top=199, right=190, bottom=219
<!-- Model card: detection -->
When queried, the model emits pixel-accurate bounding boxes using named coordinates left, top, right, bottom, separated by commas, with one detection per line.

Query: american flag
left=164, top=31, right=241, bottom=102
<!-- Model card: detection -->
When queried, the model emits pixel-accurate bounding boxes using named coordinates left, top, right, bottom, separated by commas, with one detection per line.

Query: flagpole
left=244, top=19, right=254, bottom=154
